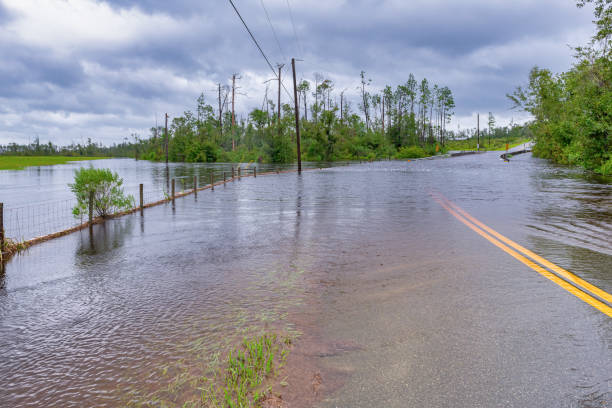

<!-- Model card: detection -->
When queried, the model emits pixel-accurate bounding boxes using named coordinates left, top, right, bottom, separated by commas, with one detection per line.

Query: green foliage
left=198, top=333, right=291, bottom=408
left=508, top=1, right=611, bottom=174
left=133, top=73, right=457, bottom=164
left=69, top=168, right=135, bottom=218
left=395, top=145, right=427, bottom=159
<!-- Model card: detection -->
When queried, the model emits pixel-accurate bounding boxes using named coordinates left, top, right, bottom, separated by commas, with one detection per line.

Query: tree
left=69, top=168, right=134, bottom=218
left=298, top=80, right=310, bottom=120
left=359, top=71, right=372, bottom=130
left=488, top=112, right=495, bottom=146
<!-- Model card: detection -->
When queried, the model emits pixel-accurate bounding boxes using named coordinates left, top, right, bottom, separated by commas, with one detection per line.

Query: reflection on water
left=0, top=154, right=610, bottom=407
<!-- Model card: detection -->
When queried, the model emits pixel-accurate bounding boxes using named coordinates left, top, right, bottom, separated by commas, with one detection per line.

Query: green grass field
left=0, top=156, right=106, bottom=170
left=443, top=137, right=531, bottom=152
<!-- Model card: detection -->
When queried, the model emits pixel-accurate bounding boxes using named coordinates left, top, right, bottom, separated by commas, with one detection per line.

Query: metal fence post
left=223, top=172, right=226, bottom=184
left=89, top=191, right=94, bottom=225
left=254, top=167, right=256, bottom=178
left=232, top=166, right=235, bottom=179
left=211, top=173, right=214, bottom=191
left=139, top=184, right=144, bottom=215
left=194, top=175, right=198, bottom=197
left=238, top=167, right=241, bottom=180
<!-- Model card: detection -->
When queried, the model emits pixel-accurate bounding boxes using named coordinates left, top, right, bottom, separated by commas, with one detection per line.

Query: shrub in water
left=69, top=168, right=135, bottom=218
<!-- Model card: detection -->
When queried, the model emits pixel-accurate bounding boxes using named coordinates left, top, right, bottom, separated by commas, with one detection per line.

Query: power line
left=260, top=0, right=286, bottom=62
left=226, top=0, right=294, bottom=104
left=227, top=0, right=276, bottom=79
left=285, top=0, right=303, bottom=59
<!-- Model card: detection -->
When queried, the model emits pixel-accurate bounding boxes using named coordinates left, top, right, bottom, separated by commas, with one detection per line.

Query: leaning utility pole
left=277, top=64, right=284, bottom=140
left=292, top=58, right=302, bottom=174
left=165, top=113, right=169, bottom=164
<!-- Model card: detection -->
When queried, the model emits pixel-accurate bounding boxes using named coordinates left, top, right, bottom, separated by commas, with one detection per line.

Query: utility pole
left=165, top=113, right=169, bottom=164
left=292, top=58, right=302, bottom=174
left=277, top=64, right=284, bottom=140
left=477, top=113, right=480, bottom=152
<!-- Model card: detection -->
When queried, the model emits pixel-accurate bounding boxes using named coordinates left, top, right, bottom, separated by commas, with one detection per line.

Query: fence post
left=194, top=175, right=198, bottom=197
left=254, top=167, right=256, bottom=178
left=232, top=166, right=235, bottom=179
left=171, top=179, right=175, bottom=204
left=210, top=173, right=214, bottom=191
left=0, top=202, right=4, bottom=252
left=89, top=191, right=94, bottom=225
left=223, top=172, right=226, bottom=184
left=238, top=167, right=241, bottom=180
left=139, top=184, right=144, bottom=215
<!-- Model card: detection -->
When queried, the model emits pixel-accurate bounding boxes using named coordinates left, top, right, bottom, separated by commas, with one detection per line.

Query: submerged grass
left=125, top=331, right=295, bottom=408
left=200, top=333, right=292, bottom=407
left=0, top=155, right=106, bottom=170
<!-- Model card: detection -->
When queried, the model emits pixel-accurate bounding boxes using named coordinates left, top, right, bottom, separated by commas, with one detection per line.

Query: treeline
left=138, top=72, right=457, bottom=163
left=0, top=137, right=137, bottom=157
left=509, top=0, right=611, bottom=175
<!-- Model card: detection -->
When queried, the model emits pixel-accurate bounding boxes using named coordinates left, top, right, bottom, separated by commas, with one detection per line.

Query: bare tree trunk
left=218, top=83, right=223, bottom=135
left=382, top=95, right=385, bottom=136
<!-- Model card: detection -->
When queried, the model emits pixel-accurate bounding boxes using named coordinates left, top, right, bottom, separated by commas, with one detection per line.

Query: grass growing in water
left=125, top=331, right=295, bottom=408
left=200, top=333, right=291, bottom=408
left=1, top=238, right=28, bottom=261
left=0, top=156, right=105, bottom=170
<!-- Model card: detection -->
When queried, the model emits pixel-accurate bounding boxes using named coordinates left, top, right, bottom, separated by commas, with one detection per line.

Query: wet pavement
left=0, top=153, right=610, bottom=407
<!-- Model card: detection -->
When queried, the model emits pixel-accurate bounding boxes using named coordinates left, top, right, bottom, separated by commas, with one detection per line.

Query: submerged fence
left=0, top=166, right=262, bottom=258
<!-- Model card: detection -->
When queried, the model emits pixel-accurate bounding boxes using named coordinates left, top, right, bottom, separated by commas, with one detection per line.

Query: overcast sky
left=0, top=0, right=596, bottom=146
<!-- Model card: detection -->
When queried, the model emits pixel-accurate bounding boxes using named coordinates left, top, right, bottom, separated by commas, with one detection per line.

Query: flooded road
left=0, top=153, right=610, bottom=407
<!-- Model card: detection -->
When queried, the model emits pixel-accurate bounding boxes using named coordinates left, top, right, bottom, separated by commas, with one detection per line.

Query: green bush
left=395, top=145, right=427, bottom=159
left=69, top=168, right=135, bottom=218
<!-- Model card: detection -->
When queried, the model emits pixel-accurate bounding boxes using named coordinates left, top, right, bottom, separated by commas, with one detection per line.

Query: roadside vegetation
left=69, top=168, right=134, bottom=218
left=135, top=72, right=458, bottom=163
left=508, top=0, right=611, bottom=175
left=125, top=331, right=294, bottom=408
left=444, top=135, right=531, bottom=152
left=0, top=155, right=105, bottom=170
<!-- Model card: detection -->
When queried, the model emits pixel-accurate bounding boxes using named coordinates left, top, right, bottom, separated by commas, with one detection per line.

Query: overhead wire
left=260, top=0, right=286, bottom=62
left=226, top=0, right=294, bottom=104
left=285, top=0, right=303, bottom=59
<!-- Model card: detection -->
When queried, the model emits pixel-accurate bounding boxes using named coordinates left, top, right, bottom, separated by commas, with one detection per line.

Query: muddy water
left=0, top=153, right=610, bottom=407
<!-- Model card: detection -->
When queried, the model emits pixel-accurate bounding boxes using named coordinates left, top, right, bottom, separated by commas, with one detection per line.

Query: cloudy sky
left=0, top=0, right=596, bottom=146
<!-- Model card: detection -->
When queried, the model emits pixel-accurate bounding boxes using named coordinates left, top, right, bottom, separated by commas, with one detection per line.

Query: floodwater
left=0, top=153, right=610, bottom=407
left=0, top=159, right=340, bottom=241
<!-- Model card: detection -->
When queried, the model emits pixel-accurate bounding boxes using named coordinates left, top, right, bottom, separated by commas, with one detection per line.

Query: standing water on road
left=0, top=153, right=610, bottom=407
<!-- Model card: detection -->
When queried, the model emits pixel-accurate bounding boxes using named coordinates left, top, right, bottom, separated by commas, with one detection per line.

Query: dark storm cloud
left=0, top=0, right=596, bottom=144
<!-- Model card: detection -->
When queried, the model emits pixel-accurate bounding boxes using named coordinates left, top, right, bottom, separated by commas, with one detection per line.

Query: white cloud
left=2, top=0, right=184, bottom=51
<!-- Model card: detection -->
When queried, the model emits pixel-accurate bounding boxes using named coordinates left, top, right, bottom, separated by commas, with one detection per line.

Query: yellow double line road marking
left=431, top=192, right=612, bottom=317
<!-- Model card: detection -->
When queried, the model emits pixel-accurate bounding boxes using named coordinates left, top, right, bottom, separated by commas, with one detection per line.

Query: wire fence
left=1, top=168, right=258, bottom=244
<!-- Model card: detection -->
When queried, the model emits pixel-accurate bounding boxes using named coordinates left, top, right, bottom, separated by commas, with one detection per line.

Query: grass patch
left=394, top=145, right=427, bottom=159
left=0, top=156, right=106, bottom=170
left=125, top=331, right=295, bottom=408
left=444, top=137, right=531, bottom=152
left=1, top=238, right=28, bottom=261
